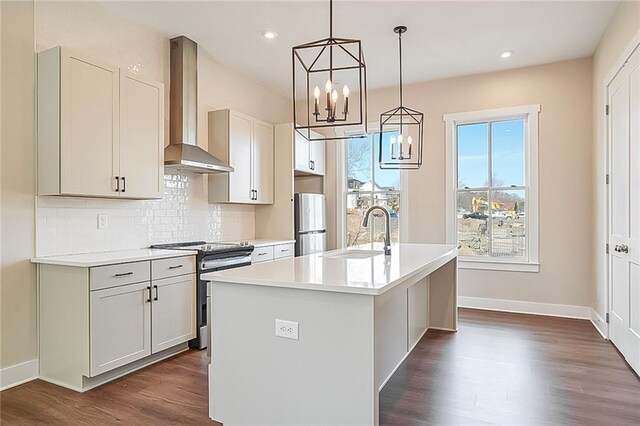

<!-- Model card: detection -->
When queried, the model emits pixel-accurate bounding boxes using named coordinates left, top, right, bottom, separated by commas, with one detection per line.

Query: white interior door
left=119, top=71, right=164, bottom=199
left=228, top=112, right=253, bottom=202
left=252, top=120, right=274, bottom=203
left=608, top=45, right=640, bottom=375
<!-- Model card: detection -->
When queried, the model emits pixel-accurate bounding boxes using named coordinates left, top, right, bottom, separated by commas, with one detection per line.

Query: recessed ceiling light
left=499, top=50, right=514, bottom=59
left=262, top=30, right=278, bottom=40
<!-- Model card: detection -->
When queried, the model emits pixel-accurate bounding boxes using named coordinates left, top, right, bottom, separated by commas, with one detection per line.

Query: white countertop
left=202, top=243, right=457, bottom=296
left=31, top=248, right=197, bottom=268
left=222, top=239, right=296, bottom=248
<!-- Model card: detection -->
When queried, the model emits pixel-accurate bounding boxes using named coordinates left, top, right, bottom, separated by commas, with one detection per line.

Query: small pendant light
left=379, top=26, right=424, bottom=169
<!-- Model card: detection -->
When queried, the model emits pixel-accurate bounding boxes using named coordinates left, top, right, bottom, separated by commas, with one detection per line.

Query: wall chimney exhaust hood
left=165, top=36, right=233, bottom=174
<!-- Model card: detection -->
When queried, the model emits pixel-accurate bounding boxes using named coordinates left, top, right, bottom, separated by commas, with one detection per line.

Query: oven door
left=201, top=252, right=252, bottom=356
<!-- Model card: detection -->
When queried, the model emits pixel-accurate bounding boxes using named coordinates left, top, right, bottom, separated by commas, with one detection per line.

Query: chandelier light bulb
left=325, top=79, right=332, bottom=93
left=313, top=86, right=320, bottom=99
left=343, top=85, right=349, bottom=97
left=331, top=89, right=338, bottom=102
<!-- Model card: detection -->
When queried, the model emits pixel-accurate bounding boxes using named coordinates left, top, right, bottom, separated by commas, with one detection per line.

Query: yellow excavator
left=471, top=197, right=517, bottom=218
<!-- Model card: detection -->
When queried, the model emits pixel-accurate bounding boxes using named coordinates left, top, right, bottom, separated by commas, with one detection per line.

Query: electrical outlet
left=97, top=214, right=108, bottom=230
left=275, top=319, right=298, bottom=340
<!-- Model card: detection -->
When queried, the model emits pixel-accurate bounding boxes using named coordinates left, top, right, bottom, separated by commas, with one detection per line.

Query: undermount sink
left=322, top=249, right=385, bottom=259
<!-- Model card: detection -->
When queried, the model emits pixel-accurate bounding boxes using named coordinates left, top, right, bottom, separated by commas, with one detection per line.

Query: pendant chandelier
left=379, top=26, right=423, bottom=169
left=292, top=0, right=368, bottom=141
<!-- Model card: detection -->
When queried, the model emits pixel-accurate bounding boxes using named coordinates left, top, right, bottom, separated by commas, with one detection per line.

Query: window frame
left=444, top=105, right=540, bottom=273
left=336, top=124, right=409, bottom=249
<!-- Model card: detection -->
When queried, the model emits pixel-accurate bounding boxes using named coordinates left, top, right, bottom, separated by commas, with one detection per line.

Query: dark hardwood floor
left=1, top=309, right=639, bottom=425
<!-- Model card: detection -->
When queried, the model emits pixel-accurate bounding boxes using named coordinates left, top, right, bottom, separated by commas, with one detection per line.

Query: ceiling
left=102, top=1, right=618, bottom=98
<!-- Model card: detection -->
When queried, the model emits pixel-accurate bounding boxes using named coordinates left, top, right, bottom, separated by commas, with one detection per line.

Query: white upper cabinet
left=208, top=109, right=274, bottom=205
left=294, top=131, right=325, bottom=176
left=37, top=47, right=164, bottom=199
left=227, top=112, right=253, bottom=203
left=119, top=71, right=164, bottom=199
left=253, top=120, right=275, bottom=203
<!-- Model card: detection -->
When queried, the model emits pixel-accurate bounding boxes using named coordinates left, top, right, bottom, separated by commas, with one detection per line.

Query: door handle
left=153, top=285, right=159, bottom=301
left=115, top=176, right=120, bottom=192
left=122, top=176, right=126, bottom=193
left=621, top=244, right=629, bottom=253
left=146, top=286, right=152, bottom=303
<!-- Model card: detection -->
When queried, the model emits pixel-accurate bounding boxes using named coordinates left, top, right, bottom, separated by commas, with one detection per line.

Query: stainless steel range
left=150, top=241, right=254, bottom=349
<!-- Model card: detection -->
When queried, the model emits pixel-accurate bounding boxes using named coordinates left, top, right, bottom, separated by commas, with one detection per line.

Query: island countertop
left=201, top=243, right=457, bottom=295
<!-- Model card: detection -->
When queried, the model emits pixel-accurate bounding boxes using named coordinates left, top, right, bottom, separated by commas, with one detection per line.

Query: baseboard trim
left=590, top=309, right=608, bottom=339
left=0, top=359, right=38, bottom=391
left=458, top=296, right=591, bottom=320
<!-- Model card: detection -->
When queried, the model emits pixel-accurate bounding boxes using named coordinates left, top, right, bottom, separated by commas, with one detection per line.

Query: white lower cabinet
left=37, top=256, right=196, bottom=392
left=151, top=274, right=197, bottom=353
left=90, top=282, right=152, bottom=376
left=90, top=272, right=196, bottom=374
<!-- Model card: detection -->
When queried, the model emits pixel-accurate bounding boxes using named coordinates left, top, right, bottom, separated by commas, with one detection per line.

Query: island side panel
left=428, top=258, right=458, bottom=331
left=374, top=282, right=408, bottom=391
left=210, top=282, right=376, bottom=426
left=408, top=276, right=429, bottom=349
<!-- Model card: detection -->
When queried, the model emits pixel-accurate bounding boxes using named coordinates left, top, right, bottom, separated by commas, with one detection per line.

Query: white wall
left=329, top=58, right=595, bottom=309
left=592, top=2, right=640, bottom=321
left=33, top=0, right=291, bottom=256
left=1, top=0, right=37, bottom=371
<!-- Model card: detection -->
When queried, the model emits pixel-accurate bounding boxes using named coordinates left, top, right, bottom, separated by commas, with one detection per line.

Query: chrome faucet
left=362, top=205, right=392, bottom=256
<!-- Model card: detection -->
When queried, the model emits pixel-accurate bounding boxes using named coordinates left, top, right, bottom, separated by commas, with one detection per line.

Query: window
left=444, top=105, right=540, bottom=272
left=344, top=132, right=401, bottom=247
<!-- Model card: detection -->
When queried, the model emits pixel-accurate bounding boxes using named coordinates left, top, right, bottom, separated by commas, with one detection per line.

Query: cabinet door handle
left=254, top=189, right=258, bottom=200
left=114, top=272, right=133, bottom=277
left=115, top=176, right=120, bottom=192
left=146, top=286, right=152, bottom=303
left=153, top=285, right=159, bottom=301
left=122, top=176, right=126, bottom=193
left=168, top=264, right=184, bottom=270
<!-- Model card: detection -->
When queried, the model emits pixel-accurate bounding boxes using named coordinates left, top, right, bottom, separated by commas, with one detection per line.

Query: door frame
left=604, top=31, right=640, bottom=340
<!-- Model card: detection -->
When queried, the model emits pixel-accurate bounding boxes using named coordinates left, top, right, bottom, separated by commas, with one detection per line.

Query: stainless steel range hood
left=165, top=36, right=233, bottom=174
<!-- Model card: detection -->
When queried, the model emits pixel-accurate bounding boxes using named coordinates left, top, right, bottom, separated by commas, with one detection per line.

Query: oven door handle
left=201, top=254, right=252, bottom=271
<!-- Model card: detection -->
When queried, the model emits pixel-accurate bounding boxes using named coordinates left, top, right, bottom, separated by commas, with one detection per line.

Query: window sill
left=458, top=259, right=539, bottom=273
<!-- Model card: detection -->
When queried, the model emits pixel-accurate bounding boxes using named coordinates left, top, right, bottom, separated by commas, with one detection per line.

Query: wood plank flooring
left=1, top=309, right=639, bottom=425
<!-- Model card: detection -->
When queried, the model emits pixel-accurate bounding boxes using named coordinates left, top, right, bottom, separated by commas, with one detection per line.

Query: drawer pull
left=258, top=252, right=267, bottom=256
left=281, top=249, right=289, bottom=252
left=168, top=264, right=184, bottom=269
left=146, top=286, right=152, bottom=303
left=114, top=272, right=134, bottom=277
left=153, top=285, right=159, bottom=301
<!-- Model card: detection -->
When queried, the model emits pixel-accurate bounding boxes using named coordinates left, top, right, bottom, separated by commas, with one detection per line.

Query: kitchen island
left=202, top=243, right=458, bottom=426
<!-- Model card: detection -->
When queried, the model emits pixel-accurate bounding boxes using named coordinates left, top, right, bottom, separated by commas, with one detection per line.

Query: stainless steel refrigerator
left=294, top=193, right=327, bottom=256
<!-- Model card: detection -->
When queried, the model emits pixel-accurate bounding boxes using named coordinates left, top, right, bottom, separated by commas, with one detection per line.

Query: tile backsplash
left=36, top=171, right=254, bottom=257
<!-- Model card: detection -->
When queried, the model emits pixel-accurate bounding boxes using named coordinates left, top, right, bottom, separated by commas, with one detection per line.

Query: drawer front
left=90, top=261, right=150, bottom=291
left=252, top=245, right=274, bottom=263
left=152, top=255, right=196, bottom=280
left=274, top=243, right=295, bottom=259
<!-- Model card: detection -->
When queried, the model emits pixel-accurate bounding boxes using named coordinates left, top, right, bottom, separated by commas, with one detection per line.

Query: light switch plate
left=97, top=214, right=108, bottom=230
left=275, top=319, right=299, bottom=340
